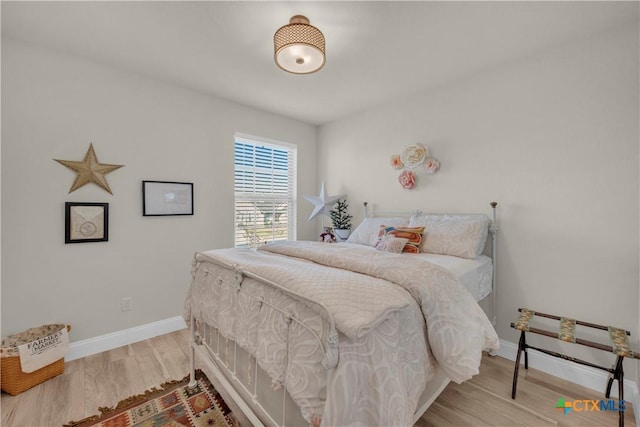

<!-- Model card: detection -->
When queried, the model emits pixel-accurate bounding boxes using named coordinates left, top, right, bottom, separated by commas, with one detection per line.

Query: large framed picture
left=65, top=202, right=109, bottom=243
left=142, top=181, right=194, bottom=216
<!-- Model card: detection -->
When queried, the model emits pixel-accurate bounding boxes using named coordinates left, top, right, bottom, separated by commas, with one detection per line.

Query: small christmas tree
left=330, top=199, right=353, bottom=230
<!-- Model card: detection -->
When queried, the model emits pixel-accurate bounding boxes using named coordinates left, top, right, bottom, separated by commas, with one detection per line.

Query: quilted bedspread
left=185, top=241, right=499, bottom=427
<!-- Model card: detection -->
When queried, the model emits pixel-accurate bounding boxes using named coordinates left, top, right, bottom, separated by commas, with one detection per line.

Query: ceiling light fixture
left=274, top=15, right=325, bottom=74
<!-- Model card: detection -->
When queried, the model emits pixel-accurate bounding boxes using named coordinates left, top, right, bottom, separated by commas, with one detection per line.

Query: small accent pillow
left=409, top=214, right=490, bottom=259
left=347, top=217, right=408, bottom=246
left=374, top=236, right=409, bottom=253
left=376, top=226, right=425, bottom=253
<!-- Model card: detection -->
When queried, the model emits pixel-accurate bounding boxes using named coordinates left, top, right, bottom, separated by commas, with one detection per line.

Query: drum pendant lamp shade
left=274, top=15, right=325, bottom=74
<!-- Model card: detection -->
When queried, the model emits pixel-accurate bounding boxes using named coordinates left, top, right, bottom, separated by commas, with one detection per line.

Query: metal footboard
left=191, top=319, right=292, bottom=426
left=188, top=255, right=339, bottom=427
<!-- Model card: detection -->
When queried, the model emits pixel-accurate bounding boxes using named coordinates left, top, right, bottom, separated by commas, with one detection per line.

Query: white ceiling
left=2, top=1, right=638, bottom=125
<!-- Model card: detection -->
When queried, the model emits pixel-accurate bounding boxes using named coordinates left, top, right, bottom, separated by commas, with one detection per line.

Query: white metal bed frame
left=188, top=202, right=498, bottom=427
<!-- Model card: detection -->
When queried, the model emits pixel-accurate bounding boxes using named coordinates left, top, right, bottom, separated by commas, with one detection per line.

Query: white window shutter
left=234, top=135, right=297, bottom=247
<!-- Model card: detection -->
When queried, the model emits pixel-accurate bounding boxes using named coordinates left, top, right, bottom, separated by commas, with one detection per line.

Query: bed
left=184, top=202, right=500, bottom=427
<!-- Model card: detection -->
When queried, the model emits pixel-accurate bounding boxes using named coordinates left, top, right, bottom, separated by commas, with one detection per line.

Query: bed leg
left=188, top=314, right=197, bottom=388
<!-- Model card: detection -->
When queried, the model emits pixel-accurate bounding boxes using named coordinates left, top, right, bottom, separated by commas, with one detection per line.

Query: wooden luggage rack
left=510, top=308, right=636, bottom=427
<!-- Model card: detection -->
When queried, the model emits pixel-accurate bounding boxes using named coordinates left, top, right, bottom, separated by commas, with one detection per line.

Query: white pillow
left=347, top=217, right=408, bottom=246
left=409, top=214, right=490, bottom=259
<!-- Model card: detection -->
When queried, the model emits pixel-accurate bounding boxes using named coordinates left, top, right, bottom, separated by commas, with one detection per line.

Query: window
left=234, top=134, right=297, bottom=247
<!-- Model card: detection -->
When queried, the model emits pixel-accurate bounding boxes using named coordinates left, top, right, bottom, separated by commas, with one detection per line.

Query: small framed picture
left=142, top=181, right=194, bottom=216
left=65, top=202, right=109, bottom=243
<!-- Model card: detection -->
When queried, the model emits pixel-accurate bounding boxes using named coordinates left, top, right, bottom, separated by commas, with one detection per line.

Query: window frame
left=233, top=133, right=297, bottom=247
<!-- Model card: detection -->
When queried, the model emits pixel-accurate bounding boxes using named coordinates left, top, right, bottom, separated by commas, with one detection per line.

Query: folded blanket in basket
left=17, top=327, right=68, bottom=373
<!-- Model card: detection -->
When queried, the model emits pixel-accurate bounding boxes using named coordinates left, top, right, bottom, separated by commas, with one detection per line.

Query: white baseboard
left=65, top=316, right=187, bottom=361
left=498, top=338, right=640, bottom=426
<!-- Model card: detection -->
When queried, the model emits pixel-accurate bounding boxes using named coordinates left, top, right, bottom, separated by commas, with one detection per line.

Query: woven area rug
left=65, top=370, right=238, bottom=427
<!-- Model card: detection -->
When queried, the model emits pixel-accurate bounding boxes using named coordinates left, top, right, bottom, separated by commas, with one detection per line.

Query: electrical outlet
left=121, top=297, right=132, bottom=312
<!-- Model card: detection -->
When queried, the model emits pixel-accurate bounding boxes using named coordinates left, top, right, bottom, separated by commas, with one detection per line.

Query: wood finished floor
left=1, top=328, right=636, bottom=426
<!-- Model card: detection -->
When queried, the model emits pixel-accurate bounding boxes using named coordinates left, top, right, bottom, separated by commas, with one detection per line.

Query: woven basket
left=1, top=324, right=71, bottom=395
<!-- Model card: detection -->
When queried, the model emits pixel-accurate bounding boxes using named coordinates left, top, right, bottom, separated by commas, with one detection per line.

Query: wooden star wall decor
left=54, top=144, right=124, bottom=194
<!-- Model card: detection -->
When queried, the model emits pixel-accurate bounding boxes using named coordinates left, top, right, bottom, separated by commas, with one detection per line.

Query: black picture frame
left=142, top=180, right=194, bottom=216
left=65, top=202, right=109, bottom=243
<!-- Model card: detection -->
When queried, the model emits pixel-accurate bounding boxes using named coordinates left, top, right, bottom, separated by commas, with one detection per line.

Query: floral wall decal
left=398, top=170, right=416, bottom=189
left=401, top=144, right=427, bottom=168
left=390, top=143, right=440, bottom=189
left=391, top=154, right=404, bottom=169
left=424, top=157, right=440, bottom=174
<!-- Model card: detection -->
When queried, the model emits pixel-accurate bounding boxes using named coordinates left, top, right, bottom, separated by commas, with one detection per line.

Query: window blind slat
left=234, top=136, right=296, bottom=247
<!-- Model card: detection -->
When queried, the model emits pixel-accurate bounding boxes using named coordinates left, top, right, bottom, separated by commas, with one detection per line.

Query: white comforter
left=185, top=241, right=499, bottom=426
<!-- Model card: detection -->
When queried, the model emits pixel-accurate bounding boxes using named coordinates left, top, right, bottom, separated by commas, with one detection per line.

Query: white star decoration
left=303, top=182, right=344, bottom=221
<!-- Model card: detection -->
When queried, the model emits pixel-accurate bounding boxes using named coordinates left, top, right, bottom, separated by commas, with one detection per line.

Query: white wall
left=319, top=24, right=639, bottom=381
left=1, top=39, right=318, bottom=341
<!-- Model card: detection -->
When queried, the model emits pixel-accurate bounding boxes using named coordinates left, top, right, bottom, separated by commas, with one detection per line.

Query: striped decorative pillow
left=376, top=226, right=425, bottom=253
